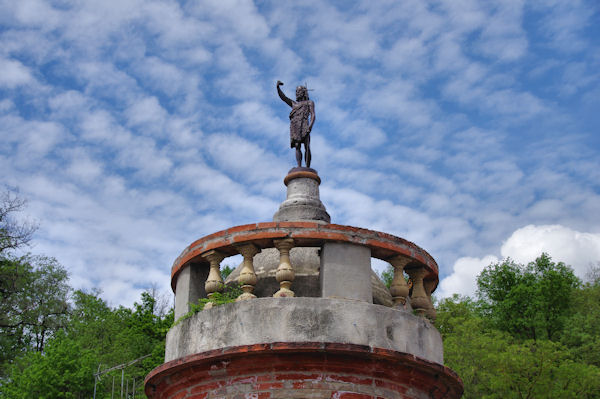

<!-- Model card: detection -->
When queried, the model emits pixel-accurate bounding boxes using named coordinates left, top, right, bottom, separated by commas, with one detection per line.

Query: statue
left=277, top=80, right=315, bottom=168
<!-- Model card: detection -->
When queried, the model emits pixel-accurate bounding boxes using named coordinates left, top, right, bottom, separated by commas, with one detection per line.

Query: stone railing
left=171, top=221, right=438, bottom=321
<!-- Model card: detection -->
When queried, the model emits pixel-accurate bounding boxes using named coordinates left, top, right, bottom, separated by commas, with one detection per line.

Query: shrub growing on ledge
left=174, top=284, right=243, bottom=326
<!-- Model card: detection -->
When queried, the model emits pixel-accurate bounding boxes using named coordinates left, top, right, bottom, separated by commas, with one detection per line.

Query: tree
left=0, top=190, right=173, bottom=396
left=437, top=295, right=600, bottom=399
left=0, top=190, right=70, bottom=375
left=221, top=264, right=235, bottom=280
left=0, top=255, right=70, bottom=377
left=437, top=295, right=511, bottom=398
left=2, top=290, right=173, bottom=398
left=378, top=264, right=394, bottom=288
left=0, top=190, right=37, bottom=255
left=3, top=331, right=97, bottom=399
left=476, top=253, right=580, bottom=341
left=559, top=274, right=600, bottom=367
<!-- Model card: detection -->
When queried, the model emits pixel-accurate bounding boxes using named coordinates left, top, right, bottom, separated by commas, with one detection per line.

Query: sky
left=1, top=0, right=599, bottom=307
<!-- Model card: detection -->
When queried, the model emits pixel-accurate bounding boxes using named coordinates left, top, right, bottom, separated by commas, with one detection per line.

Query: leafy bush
left=174, top=284, right=243, bottom=325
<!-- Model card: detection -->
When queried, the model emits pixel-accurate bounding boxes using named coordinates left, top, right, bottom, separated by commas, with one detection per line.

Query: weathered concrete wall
left=166, top=297, right=443, bottom=365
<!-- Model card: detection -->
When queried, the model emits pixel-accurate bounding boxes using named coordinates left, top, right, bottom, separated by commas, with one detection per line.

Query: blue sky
left=2, top=0, right=599, bottom=306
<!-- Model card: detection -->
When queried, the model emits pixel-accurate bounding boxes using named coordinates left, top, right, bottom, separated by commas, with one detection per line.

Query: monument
left=144, top=82, right=463, bottom=399
left=277, top=80, right=314, bottom=168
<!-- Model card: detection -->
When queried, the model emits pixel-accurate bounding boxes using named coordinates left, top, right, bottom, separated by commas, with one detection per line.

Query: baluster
left=406, top=266, right=428, bottom=317
left=389, top=256, right=410, bottom=308
left=273, top=239, right=295, bottom=297
left=423, top=279, right=437, bottom=321
left=235, top=244, right=260, bottom=301
left=202, top=250, right=226, bottom=310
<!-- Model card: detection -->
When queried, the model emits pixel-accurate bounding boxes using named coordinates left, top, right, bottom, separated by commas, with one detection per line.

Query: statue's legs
left=295, top=143, right=302, bottom=167
left=304, top=136, right=311, bottom=168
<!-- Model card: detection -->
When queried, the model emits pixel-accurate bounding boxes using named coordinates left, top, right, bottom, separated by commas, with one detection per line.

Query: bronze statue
left=277, top=80, right=315, bottom=168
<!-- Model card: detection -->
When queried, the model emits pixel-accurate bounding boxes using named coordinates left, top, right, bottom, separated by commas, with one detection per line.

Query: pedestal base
left=273, top=167, right=330, bottom=223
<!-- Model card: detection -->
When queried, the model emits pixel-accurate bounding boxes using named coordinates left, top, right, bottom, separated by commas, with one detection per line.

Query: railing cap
left=170, top=222, right=439, bottom=293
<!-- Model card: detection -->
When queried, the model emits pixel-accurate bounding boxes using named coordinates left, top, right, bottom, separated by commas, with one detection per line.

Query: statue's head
left=296, top=86, right=309, bottom=101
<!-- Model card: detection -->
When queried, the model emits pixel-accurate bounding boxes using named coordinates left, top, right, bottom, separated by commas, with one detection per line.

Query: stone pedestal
left=273, top=167, right=330, bottom=223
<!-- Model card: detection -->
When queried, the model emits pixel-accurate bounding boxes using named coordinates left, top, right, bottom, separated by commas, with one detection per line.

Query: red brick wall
left=145, top=343, right=462, bottom=399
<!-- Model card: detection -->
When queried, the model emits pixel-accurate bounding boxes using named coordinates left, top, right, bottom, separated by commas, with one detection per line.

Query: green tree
left=559, top=274, right=600, bottom=366
left=2, top=290, right=173, bottom=398
left=476, top=253, right=580, bottom=341
left=437, top=295, right=600, bottom=399
left=0, top=190, right=70, bottom=377
left=221, top=264, right=235, bottom=279
left=0, top=191, right=173, bottom=397
left=4, top=331, right=97, bottom=399
left=0, top=255, right=70, bottom=377
left=437, top=295, right=511, bottom=398
left=378, top=264, right=394, bottom=288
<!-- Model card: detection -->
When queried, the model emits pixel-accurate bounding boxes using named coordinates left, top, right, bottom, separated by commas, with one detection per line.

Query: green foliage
left=559, top=276, right=600, bottom=366
left=438, top=295, right=600, bottom=398
left=379, top=264, right=394, bottom=288
left=0, top=190, right=69, bottom=378
left=220, top=264, right=235, bottom=279
left=1, top=290, right=173, bottom=398
left=436, top=254, right=600, bottom=398
left=3, top=331, right=97, bottom=399
left=0, top=191, right=174, bottom=398
left=0, top=255, right=70, bottom=377
left=175, top=284, right=243, bottom=325
left=476, top=253, right=580, bottom=341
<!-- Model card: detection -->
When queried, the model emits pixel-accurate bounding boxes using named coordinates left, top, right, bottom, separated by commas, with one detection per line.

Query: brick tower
left=145, top=167, right=463, bottom=399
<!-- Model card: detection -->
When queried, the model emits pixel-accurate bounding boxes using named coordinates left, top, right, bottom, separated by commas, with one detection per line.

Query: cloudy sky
left=2, top=0, right=599, bottom=306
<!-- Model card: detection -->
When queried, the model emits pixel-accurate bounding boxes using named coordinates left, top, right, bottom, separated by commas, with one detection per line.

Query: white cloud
left=501, top=224, right=600, bottom=277
left=437, top=255, right=499, bottom=298
left=133, top=57, right=190, bottom=97
left=205, top=133, right=286, bottom=186
left=125, top=96, right=167, bottom=130
left=0, top=58, right=35, bottom=88
left=6, top=0, right=62, bottom=30
left=533, top=1, right=593, bottom=53
left=65, top=151, right=104, bottom=183
left=438, top=225, right=600, bottom=298
left=475, top=1, right=528, bottom=61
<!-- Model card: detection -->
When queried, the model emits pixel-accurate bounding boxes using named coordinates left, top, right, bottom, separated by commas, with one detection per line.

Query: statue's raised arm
left=276, top=80, right=315, bottom=168
left=277, top=80, right=293, bottom=107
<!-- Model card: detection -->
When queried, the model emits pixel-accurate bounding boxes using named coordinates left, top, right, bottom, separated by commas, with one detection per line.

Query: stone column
left=389, top=256, right=411, bottom=308
left=173, top=263, right=209, bottom=320
left=274, top=238, right=295, bottom=298
left=406, top=266, right=428, bottom=317
left=202, top=250, right=226, bottom=310
left=423, top=279, right=437, bottom=321
left=235, top=244, right=261, bottom=301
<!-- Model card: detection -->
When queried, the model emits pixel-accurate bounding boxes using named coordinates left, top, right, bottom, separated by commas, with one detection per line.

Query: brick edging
left=144, top=342, right=463, bottom=399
